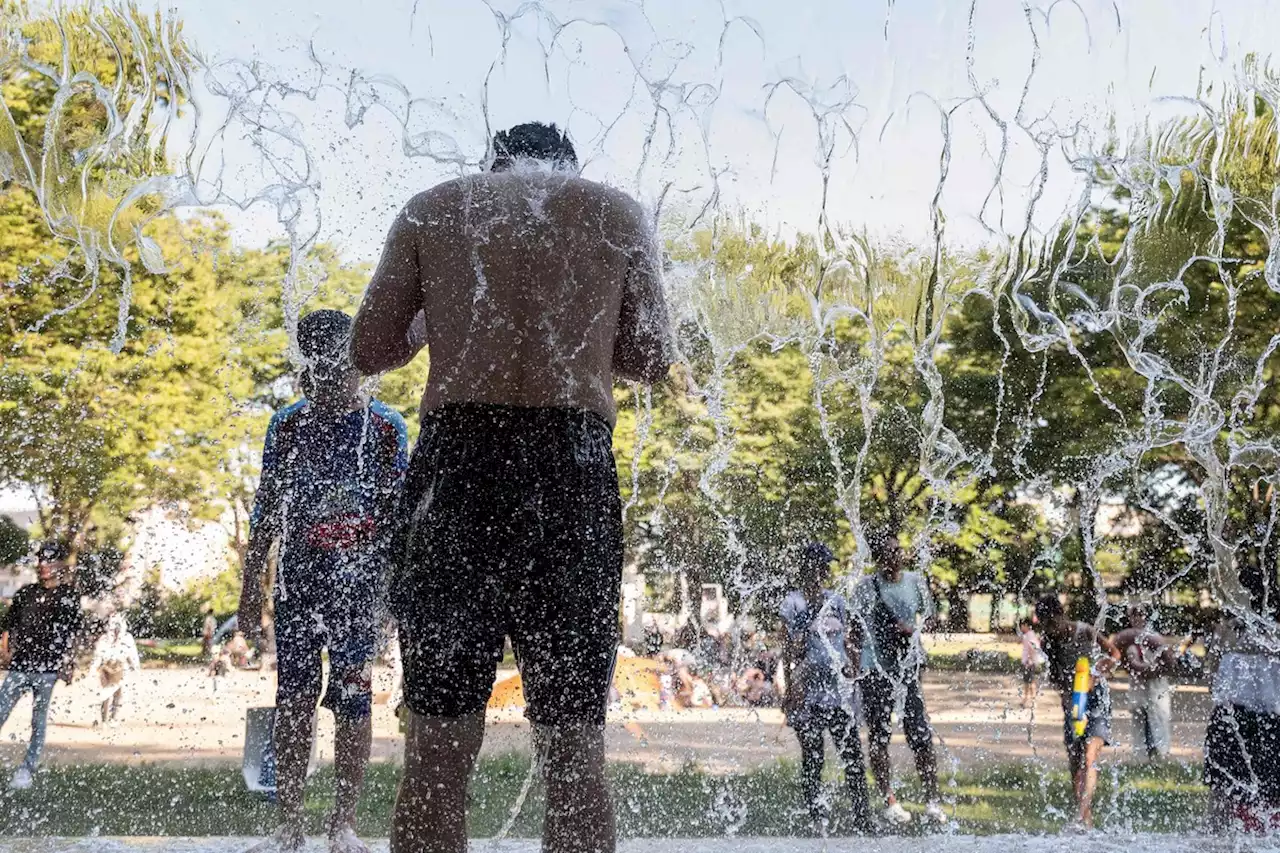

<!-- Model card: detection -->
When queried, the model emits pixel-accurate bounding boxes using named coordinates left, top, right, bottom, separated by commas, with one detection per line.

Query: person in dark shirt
left=1035, top=595, right=1121, bottom=828
left=0, top=540, right=83, bottom=790
left=238, top=310, right=408, bottom=853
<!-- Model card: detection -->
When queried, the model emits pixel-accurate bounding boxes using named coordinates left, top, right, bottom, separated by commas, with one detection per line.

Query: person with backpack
left=853, top=529, right=946, bottom=826
left=779, top=541, right=873, bottom=834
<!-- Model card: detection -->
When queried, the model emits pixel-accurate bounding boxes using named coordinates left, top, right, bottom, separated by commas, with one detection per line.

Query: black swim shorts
left=392, top=403, right=623, bottom=727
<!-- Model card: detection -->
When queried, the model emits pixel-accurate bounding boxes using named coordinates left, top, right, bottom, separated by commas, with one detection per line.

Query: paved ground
left=0, top=835, right=1269, bottom=852
left=0, top=665, right=1214, bottom=774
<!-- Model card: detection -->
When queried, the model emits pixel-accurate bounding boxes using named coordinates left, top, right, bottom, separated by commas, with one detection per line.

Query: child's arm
left=239, top=413, right=284, bottom=645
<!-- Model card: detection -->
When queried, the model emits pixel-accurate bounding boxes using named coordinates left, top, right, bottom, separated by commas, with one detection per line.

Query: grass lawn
left=0, top=758, right=1207, bottom=837
left=136, top=640, right=205, bottom=666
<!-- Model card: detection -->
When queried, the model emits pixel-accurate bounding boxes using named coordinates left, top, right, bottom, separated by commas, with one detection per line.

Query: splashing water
left=3, top=0, right=1280, bottom=844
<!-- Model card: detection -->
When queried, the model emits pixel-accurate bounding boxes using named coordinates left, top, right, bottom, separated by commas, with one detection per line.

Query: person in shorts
left=1034, top=594, right=1121, bottom=828
left=853, top=529, right=946, bottom=826
left=350, top=122, right=671, bottom=853
left=1017, top=616, right=1044, bottom=708
left=1203, top=561, right=1280, bottom=832
left=779, top=542, right=873, bottom=834
left=238, top=310, right=408, bottom=853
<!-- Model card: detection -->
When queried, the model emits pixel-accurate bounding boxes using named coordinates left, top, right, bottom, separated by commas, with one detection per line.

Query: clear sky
left=148, top=0, right=1280, bottom=263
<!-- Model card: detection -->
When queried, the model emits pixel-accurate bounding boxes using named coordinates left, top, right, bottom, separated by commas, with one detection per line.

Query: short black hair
left=490, top=122, right=577, bottom=171
left=34, top=540, right=71, bottom=564
left=800, top=541, right=835, bottom=573
left=297, top=310, right=353, bottom=361
left=1034, top=594, right=1064, bottom=626
left=866, top=528, right=900, bottom=565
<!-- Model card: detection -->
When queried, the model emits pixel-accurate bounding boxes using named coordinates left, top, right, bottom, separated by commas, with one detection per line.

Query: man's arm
left=351, top=205, right=426, bottom=375
left=918, top=573, right=939, bottom=631
left=844, top=601, right=863, bottom=676
left=778, top=599, right=805, bottom=713
left=1092, top=626, right=1123, bottom=676
left=0, top=588, right=23, bottom=659
left=613, top=209, right=672, bottom=384
left=59, top=599, right=87, bottom=684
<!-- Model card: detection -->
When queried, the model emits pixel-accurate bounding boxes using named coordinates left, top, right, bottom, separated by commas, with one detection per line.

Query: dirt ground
left=0, top=664, right=1213, bottom=774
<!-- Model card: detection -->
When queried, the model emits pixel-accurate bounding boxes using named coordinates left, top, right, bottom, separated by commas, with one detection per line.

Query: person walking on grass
left=0, top=540, right=84, bottom=790
left=780, top=541, right=874, bottom=835
left=238, top=309, right=409, bottom=853
left=350, top=121, right=671, bottom=853
left=853, top=529, right=947, bottom=826
left=1034, top=594, right=1121, bottom=828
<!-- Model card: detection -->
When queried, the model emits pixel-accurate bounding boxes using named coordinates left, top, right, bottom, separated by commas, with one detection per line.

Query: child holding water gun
left=1034, top=595, right=1121, bottom=828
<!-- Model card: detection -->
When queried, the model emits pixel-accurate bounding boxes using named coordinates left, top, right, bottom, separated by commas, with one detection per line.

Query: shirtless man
left=351, top=122, right=671, bottom=853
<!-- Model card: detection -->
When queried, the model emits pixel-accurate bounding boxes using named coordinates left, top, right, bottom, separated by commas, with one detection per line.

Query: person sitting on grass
left=1034, top=594, right=1121, bottom=828
left=0, top=540, right=84, bottom=790
left=238, top=309, right=409, bottom=853
left=780, top=541, right=873, bottom=835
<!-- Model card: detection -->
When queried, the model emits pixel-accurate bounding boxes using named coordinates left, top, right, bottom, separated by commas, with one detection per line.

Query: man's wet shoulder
left=399, top=180, right=470, bottom=223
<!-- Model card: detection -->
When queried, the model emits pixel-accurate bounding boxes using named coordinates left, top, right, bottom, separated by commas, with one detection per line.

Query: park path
left=0, top=666, right=1213, bottom=774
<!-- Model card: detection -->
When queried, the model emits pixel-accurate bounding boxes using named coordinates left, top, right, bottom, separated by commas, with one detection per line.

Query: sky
left=122, top=0, right=1280, bottom=266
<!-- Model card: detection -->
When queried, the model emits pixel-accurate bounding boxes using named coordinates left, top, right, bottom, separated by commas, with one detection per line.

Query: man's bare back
left=350, top=165, right=670, bottom=423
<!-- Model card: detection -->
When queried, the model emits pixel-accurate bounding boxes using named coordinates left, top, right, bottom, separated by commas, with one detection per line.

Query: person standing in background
left=1111, top=604, right=1175, bottom=760
left=1018, top=616, right=1045, bottom=709
left=779, top=541, right=873, bottom=835
left=854, top=529, right=946, bottom=826
left=1203, top=562, right=1280, bottom=833
left=0, top=541, right=84, bottom=790
left=201, top=610, right=218, bottom=659
left=87, top=613, right=141, bottom=727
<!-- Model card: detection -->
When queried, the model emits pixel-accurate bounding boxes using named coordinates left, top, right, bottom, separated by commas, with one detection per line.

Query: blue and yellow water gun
left=1070, top=656, right=1092, bottom=737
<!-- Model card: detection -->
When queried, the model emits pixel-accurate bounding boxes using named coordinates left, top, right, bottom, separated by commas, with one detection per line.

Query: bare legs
left=391, top=712, right=485, bottom=853
left=1068, top=736, right=1105, bottom=826
left=391, top=710, right=615, bottom=853
left=258, top=697, right=370, bottom=851
left=538, top=723, right=616, bottom=853
left=273, top=695, right=318, bottom=848
left=332, top=712, right=373, bottom=833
